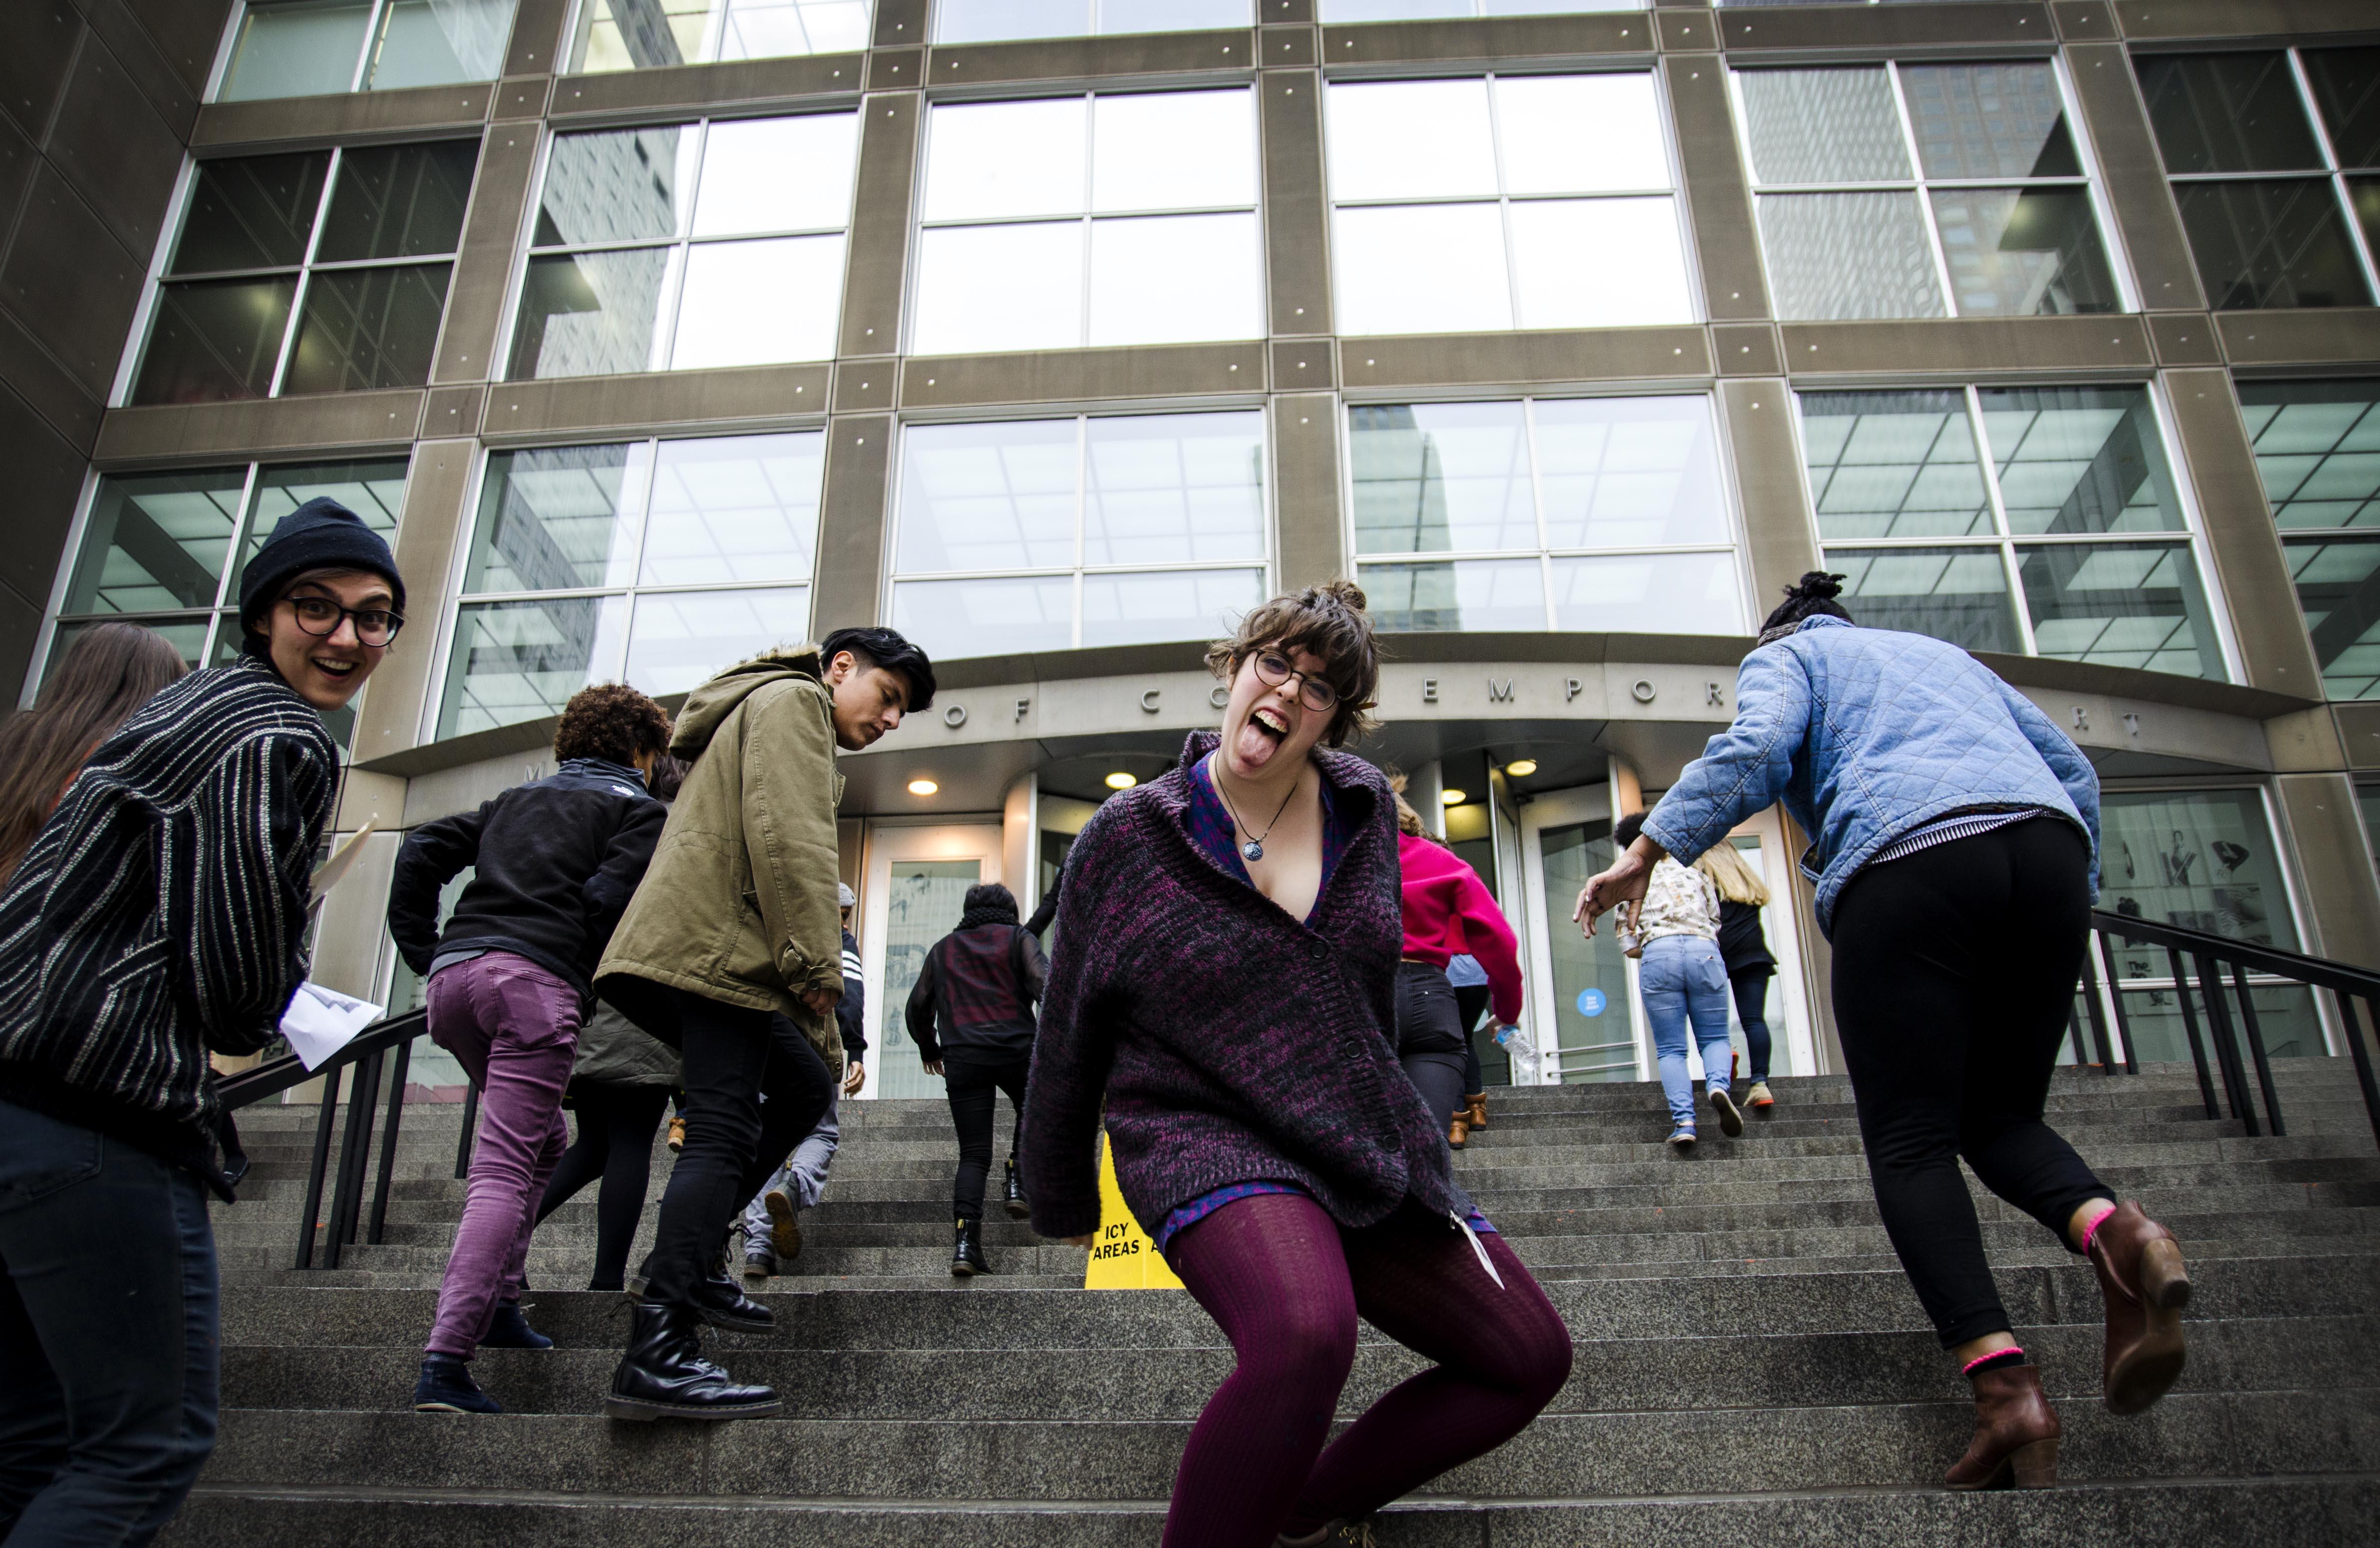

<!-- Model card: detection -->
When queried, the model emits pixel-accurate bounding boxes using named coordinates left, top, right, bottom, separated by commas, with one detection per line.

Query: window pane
left=536, top=128, right=693, bottom=246
left=1929, top=187, right=2118, bottom=317
left=1087, top=213, right=1261, bottom=345
left=1326, top=81, right=1498, bottom=202
left=1332, top=204, right=1513, bottom=335
left=2172, top=180, right=2374, bottom=310
left=2283, top=536, right=2380, bottom=698
left=65, top=470, right=249, bottom=615
left=440, top=596, right=629, bottom=737
left=1550, top=551, right=1742, bottom=634
left=235, top=459, right=409, bottom=598
left=1535, top=396, right=1728, bottom=548
left=2303, top=47, right=2380, bottom=169
left=1495, top=74, right=1670, bottom=196
left=1757, top=192, right=1944, bottom=320
left=1978, top=385, right=2185, bottom=536
left=897, top=420, right=1078, bottom=574
left=1825, top=546, right=2023, bottom=654
left=282, top=262, right=452, bottom=393
left=934, top=0, right=1092, bottom=42
left=132, top=278, right=299, bottom=406
left=2354, top=177, right=2380, bottom=258
left=171, top=154, right=330, bottom=273
left=368, top=0, right=514, bottom=88
left=1082, top=568, right=1264, bottom=648
left=890, top=576, right=1074, bottom=658
left=1362, top=558, right=1546, bottom=631
left=921, top=100, right=1089, bottom=221
left=1102, top=0, right=1251, bottom=34
left=315, top=141, right=478, bottom=260
left=626, top=587, right=808, bottom=694
left=1900, top=63, right=2081, bottom=179
left=220, top=3, right=372, bottom=101
left=670, top=235, right=845, bottom=368
left=575, top=0, right=708, bottom=69
left=910, top=223, right=1085, bottom=354
left=1798, top=390, right=1991, bottom=540
left=2016, top=542, right=2221, bottom=678
left=1507, top=197, right=1694, bottom=328
left=720, top=0, right=873, bottom=58
left=2099, top=790, right=2300, bottom=951
left=1737, top=68, right=1911, bottom=184
left=642, top=432, right=824, bottom=586
left=1085, top=413, right=1265, bottom=565
left=2137, top=52, right=2323, bottom=175
left=508, top=247, right=674, bottom=378
left=1092, top=91, right=1256, bottom=213
left=1349, top=403, right=1535, bottom=555
left=468, top=443, right=652, bottom=594
left=691, top=114, right=858, bottom=237
left=2238, top=379, right=2380, bottom=531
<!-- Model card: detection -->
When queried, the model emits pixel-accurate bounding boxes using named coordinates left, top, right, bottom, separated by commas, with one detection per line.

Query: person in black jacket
left=0, top=498, right=401, bottom=1544
left=909, top=883, right=1047, bottom=1275
left=1695, top=843, right=1780, bottom=1110
left=387, top=684, right=671, bottom=1415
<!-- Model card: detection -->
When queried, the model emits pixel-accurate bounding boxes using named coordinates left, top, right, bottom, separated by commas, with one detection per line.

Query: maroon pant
left=423, top=952, right=582, bottom=1359
left=1163, top=1192, right=1572, bottom=1546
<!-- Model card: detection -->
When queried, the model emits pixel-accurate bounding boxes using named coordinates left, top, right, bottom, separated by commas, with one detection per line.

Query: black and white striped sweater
left=0, top=654, right=336, bottom=1197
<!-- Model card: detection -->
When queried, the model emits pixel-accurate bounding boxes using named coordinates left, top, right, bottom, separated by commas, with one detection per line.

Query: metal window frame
left=930, top=0, right=1261, bottom=48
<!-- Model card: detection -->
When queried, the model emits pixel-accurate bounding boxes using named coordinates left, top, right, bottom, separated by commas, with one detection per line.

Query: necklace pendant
left=1241, top=839, right=1265, bottom=862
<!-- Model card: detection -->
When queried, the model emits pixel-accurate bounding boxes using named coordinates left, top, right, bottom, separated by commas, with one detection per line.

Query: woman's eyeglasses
left=286, top=596, right=404, bottom=647
left=1250, top=649, right=1339, bottom=712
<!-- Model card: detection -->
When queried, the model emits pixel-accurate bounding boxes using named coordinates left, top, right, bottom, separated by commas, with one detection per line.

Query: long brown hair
left=0, top=624, right=188, bottom=883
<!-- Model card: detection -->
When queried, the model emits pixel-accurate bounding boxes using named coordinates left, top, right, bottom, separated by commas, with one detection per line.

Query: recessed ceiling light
left=907, top=779, right=938, bottom=796
left=1104, top=771, right=1138, bottom=790
left=1505, top=759, right=1538, bottom=778
left=1440, top=789, right=1466, bottom=806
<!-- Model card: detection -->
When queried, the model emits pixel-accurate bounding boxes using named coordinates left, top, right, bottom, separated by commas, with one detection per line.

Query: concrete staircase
left=162, top=1061, right=2380, bottom=1544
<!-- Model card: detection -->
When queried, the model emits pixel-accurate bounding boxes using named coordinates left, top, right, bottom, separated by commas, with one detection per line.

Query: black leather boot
left=1003, top=1158, right=1029, bottom=1220
left=694, top=1268, right=775, bottom=1332
left=606, top=1303, right=781, bottom=1422
left=952, top=1218, right=990, bottom=1277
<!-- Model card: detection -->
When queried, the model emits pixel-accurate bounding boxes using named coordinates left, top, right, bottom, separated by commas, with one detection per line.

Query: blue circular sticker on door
left=1576, top=988, right=1607, bottom=1018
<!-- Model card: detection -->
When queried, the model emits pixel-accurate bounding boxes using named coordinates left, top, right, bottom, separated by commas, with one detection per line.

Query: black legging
left=535, top=1082, right=670, bottom=1292
left=1394, top=962, right=1467, bottom=1131
left=1729, top=970, right=1774, bottom=1083
left=945, top=1055, right=1028, bottom=1224
left=1830, top=816, right=2111, bottom=1348
left=1453, top=983, right=1490, bottom=1093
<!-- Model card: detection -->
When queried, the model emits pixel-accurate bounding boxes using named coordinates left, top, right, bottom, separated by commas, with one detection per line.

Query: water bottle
left=1494, top=1025, right=1540, bottom=1084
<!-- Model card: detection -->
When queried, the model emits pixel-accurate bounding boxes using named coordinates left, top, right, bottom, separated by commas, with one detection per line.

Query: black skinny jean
left=1830, top=816, right=2111, bottom=1348
left=1454, top=983, right=1490, bottom=1094
left=534, top=1082, right=670, bottom=1292
left=1395, top=962, right=1468, bottom=1131
left=1730, top=971, right=1774, bottom=1084
left=945, top=1054, right=1029, bottom=1224
left=634, top=993, right=835, bottom=1307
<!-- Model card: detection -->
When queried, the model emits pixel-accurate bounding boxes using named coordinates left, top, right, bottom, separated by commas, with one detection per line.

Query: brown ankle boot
left=2087, top=1201, right=2191, bottom=1414
left=1447, top=1112, right=1468, bottom=1150
left=1464, top=1092, right=1488, bottom=1130
left=1943, top=1363, right=2060, bottom=1490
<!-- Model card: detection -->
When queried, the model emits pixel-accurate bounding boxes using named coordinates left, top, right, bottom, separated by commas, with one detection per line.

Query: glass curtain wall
left=1326, top=73, right=1693, bottom=335
left=2246, top=380, right=2380, bottom=699
left=572, top=0, right=873, bottom=68
left=1348, top=396, right=1745, bottom=634
left=1326, top=1, right=1640, bottom=17
left=887, top=411, right=1269, bottom=660
left=2137, top=49, right=2380, bottom=310
left=439, top=432, right=824, bottom=735
left=218, top=0, right=516, bottom=100
left=1798, top=384, right=2227, bottom=678
left=910, top=90, right=1262, bottom=354
left=510, top=113, right=858, bottom=378
left=935, top=0, right=1249, bottom=44
left=132, top=141, right=477, bottom=405
left=1736, top=61, right=2122, bottom=320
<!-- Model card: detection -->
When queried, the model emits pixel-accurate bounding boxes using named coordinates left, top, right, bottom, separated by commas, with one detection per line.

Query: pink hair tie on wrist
left=1963, top=1346, right=2025, bottom=1375
left=2079, top=1204, right=2119, bottom=1257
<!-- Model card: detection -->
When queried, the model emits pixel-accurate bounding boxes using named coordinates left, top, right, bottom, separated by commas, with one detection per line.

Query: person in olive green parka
left=594, top=627, right=936, bottom=1422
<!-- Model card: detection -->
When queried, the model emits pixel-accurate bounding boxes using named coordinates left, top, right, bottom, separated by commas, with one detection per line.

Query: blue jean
left=0, top=1098, right=219, bottom=1545
left=1638, top=935, right=1733, bottom=1129
left=743, top=1096, right=840, bottom=1243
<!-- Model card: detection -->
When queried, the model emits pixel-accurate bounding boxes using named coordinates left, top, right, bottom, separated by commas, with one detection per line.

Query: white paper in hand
left=280, top=981, right=385, bottom=1071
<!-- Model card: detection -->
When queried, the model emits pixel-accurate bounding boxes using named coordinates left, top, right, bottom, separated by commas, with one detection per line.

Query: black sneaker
left=480, top=1301, right=552, bottom=1350
left=742, top=1248, right=776, bottom=1287
left=1709, top=1086, right=1745, bottom=1138
left=414, top=1354, right=501, bottom=1414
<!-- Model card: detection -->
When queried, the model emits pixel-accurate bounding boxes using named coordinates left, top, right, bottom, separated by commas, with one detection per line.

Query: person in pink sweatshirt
left=1390, top=787, right=1523, bottom=1139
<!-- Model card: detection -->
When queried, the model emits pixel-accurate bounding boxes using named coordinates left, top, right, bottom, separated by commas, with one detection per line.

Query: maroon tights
left=1162, top=1193, right=1573, bottom=1547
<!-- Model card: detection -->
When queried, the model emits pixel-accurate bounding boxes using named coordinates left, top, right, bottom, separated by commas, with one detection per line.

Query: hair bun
left=1787, top=571, right=1846, bottom=603
left=1314, top=577, right=1369, bottom=613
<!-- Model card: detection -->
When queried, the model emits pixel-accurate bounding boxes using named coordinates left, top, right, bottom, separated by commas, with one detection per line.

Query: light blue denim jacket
left=1640, top=617, right=2100, bottom=937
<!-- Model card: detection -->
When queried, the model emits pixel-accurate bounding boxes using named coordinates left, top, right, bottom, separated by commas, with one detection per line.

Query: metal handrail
left=2090, top=910, right=2380, bottom=1150
left=219, top=1008, right=433, bottom=1271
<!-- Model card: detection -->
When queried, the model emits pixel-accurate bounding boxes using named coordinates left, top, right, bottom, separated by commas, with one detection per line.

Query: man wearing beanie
left=0, top=496, right=401, bottom=1542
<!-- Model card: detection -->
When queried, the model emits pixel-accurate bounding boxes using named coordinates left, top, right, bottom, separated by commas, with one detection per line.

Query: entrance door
left=1518, top=786, right=1636, bottom=1084
left=858, top=822, right=1003, bottom=1100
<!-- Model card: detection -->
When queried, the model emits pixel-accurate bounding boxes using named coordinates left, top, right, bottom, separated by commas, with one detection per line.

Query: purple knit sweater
left=1020, top=731, right=1470, bottom=1242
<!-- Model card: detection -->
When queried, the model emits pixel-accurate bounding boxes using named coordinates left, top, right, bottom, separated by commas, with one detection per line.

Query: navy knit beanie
left=237, top=497, right=406, bottom=634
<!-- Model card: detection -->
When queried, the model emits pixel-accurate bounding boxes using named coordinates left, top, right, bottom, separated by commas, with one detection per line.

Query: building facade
left=7, top=0, right=2379, bottom=1099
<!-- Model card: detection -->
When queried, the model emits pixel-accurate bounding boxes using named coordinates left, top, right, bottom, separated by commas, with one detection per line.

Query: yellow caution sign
left=1083, top=1131, right=1184, bottom=1290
